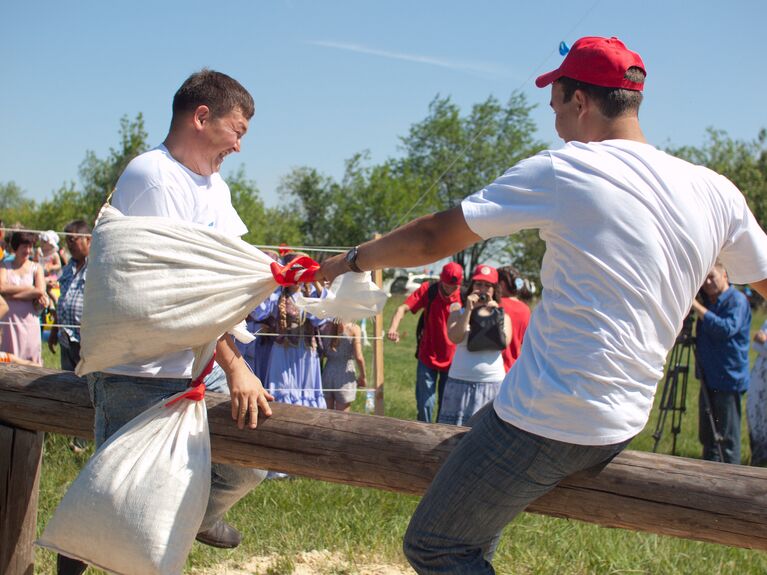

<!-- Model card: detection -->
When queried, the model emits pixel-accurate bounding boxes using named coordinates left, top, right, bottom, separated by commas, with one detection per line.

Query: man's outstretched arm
left=320, top=206, right=481, bottom=283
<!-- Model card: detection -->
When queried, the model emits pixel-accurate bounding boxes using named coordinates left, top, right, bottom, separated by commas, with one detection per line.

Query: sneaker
left=69, top=437, right=88, bottom=454
left=57, top=554, right=87, bottom=575
left=195, top=520, right=242, bottom=549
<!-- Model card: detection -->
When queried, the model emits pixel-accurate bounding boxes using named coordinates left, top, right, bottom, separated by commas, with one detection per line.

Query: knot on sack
left=270, top=255, right=320, bottom=286
left=165, top=352, right=216, bottom=406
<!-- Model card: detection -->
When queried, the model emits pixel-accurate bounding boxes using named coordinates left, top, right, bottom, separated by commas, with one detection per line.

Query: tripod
left=652, top=318, right=725, bottom=460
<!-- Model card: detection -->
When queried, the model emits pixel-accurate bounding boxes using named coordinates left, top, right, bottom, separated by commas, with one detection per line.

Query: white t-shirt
left=106, top=145, right=247, bottom=378
left=462, top=139, right=767, bottom=445
left=448, top=323, right=506, bottom=383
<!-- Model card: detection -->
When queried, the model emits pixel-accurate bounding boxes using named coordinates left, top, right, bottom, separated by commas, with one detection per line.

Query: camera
left=478, top=293, right=488, bottom=303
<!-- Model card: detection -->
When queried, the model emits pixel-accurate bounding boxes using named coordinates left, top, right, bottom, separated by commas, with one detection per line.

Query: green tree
left=0, top=181, right=38, bottom=237
left=280, top=166, right=337, bottom=248
left=32, top=182, right=90, bottom=232
left=226, top=166, right=304, bottom=249
left=278, top=94, right=547, bottom=271
left=78, top=113, right=149, bottom=219
left=395, top=93, right=547, bottom=273
left=0, top=181, right=33, bottom=212
left=669, top=128, right=767, bottom=228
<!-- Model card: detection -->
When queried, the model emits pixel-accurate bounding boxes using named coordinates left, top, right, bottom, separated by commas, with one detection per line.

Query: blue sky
left=2, top=1, right=765, bottom=208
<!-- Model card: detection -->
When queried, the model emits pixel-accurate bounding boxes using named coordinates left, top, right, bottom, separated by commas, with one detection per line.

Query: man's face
left=66, top=234, right=91, bottom=262
left=550, top=82, right=580, bottom=143
left=701, top=266, right=729, bottom=299
left=199, top=107, right=249, bottom=176
left=439, top=280, right=459, bottom=296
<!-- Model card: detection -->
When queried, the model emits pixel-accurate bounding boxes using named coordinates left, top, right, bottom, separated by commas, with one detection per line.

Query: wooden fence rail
left=2, top=365, right=767, bottom=574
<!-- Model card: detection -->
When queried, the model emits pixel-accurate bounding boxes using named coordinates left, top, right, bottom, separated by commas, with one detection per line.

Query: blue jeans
left=416, top=361, right=449, bottom=423
left=87, top=371, right=267, bottom=532
left=699, top=387, right=743, bottom=464
left=403, top=404, right=631, bottom=574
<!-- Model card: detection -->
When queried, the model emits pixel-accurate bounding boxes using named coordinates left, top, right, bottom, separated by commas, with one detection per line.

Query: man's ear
left=573, top=89, right=588, bottom=118
left=192, top=105, right=211, bottom=130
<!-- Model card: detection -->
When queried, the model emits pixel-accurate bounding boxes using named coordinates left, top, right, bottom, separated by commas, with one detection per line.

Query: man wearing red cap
left=387, top=261, right=463, bottom=422
left=321, top=36, right=767, bottom=573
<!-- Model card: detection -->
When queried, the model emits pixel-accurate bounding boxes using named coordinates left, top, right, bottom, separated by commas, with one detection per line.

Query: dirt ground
left=195, top=549, right=414, bottom=575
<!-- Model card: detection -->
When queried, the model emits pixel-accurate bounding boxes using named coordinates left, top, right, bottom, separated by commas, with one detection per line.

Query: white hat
left=40, top=230, right=59, bottom=247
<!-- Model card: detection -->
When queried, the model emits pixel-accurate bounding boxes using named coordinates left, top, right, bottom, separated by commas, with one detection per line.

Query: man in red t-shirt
left=387, top=262, right=463, bottom=422
left=497, top=266, right=532, bottom=372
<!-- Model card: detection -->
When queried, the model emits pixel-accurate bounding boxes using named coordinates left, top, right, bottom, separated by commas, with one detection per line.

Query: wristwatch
left=344, top=246, right=363, bottom=273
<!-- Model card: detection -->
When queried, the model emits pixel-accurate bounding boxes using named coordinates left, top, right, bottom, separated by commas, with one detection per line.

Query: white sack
left=37, top=392, right=211, bottom=575
left=75, top=205, right=280, bottom=379
left=76, top=205, right=388, bottom=378
left=294, top=271, right=387, bottom=322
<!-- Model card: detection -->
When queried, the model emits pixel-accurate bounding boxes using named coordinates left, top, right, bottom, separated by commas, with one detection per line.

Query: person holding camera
left=438, top=265, right=511, bottom=426
left=691, top=261, right=752, bottom=464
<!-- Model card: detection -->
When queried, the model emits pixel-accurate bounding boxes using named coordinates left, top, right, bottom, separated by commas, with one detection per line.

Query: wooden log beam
left=1, top=365, right=766, bottom=551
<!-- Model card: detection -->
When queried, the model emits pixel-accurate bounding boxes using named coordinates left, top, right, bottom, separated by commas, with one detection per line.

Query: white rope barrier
left=0, top=228, right=351, bottom=255
left=0, top=321, right=385, bottom=340
left=0, top=227, right=90, bottom=238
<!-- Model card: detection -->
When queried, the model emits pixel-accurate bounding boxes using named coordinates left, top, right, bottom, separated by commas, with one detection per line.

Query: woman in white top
left=438, top=264, right=511, bottom=426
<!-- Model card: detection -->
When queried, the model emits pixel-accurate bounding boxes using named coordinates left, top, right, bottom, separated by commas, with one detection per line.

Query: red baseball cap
left=471, top=264, right=498, bottom=284
left=535, top=36, right=645, bottom=90
left=440, top=262, right=463, bottom=285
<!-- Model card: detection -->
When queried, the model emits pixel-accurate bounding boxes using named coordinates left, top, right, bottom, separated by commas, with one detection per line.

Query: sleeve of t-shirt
left=461, top=152, right=556, bottom=240
left=717, top=177, right=767, bottom=284
left=405, top=282, right=430, bottom=314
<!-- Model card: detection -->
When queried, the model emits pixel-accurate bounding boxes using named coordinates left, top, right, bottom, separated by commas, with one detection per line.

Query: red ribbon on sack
left=270, top=255, right=321, bottom=286
left=164, top=351, right=216, bottom=406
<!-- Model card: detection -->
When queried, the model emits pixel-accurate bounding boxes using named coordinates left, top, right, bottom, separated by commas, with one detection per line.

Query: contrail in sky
left=309, top=40, right=512, bottom=78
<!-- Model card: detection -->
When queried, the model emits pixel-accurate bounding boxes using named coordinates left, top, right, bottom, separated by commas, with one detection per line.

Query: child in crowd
left=322, top=320, right=367, bottom=412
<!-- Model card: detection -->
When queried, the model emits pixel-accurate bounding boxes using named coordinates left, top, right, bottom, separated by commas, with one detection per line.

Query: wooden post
left=0, top=424, right=44, bottom=575
left=372, top=233, right=385, bottom=415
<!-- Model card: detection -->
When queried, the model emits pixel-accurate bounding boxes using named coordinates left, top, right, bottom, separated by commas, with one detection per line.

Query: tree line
left=2, top=95, right=766, bottom=282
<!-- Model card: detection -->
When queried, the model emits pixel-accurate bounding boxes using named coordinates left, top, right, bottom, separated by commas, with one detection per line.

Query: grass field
left=33, top=297, right=767, bottom=574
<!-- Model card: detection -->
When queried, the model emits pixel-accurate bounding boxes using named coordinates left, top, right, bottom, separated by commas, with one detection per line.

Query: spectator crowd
left=3, top=221, right=767, bottom=471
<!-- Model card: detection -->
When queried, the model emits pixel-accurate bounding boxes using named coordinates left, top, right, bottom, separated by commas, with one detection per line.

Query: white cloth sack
left=37, top=392, right=211, bottom=575
left=294, top=271, right=388, bottom=322
left=75, top=205, right=387, bottom=378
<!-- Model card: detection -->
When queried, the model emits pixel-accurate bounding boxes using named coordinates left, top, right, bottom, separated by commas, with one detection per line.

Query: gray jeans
left=87, top=370, right=267, bottom=531
left=403, top=404, right=631, bottom=574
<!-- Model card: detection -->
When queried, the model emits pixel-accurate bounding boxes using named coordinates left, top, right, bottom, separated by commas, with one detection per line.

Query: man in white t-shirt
left=59, top=70, right=273, bottom=575
left=319, top=37, right=767, bottom=573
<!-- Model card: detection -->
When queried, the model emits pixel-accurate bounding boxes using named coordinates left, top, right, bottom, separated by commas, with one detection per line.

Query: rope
left=0, top=227, right=351, bottom=254
left=0, top=227, right=91, bottom=238
left=3, top=321, right=385, bottom=340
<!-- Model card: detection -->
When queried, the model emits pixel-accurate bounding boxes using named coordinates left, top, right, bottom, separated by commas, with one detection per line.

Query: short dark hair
left=172, top=69, right=255, bottom=123
left=557, top=67, right=645, bottom=118
left=10, top=231, right=38, bottom=251
left=497, top=265, right=522, bottom=296
left=63, top=219, right=91, bottom=236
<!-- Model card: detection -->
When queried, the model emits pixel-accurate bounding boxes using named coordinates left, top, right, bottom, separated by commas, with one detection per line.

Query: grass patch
left=32, top=299, right=767, bottom=574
